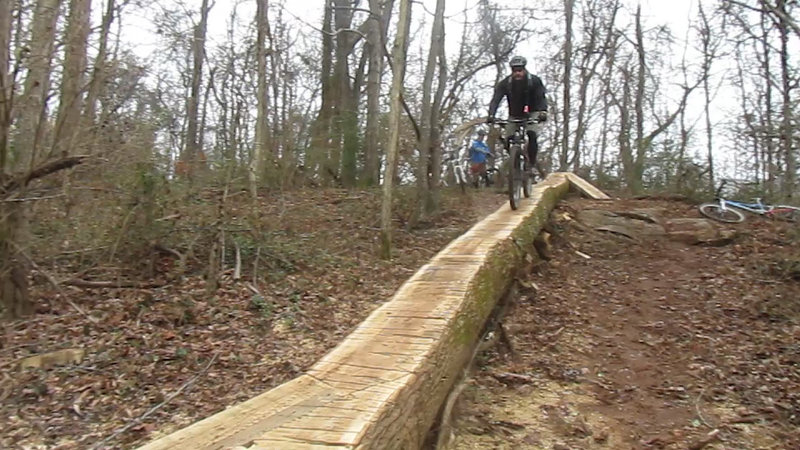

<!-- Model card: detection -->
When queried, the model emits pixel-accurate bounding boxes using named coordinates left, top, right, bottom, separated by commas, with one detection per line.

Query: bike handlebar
left=491, top=118, right=538, bottom=127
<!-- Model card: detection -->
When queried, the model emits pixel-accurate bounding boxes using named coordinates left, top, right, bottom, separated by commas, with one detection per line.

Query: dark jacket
left=488, top=72, right=547, bottom=118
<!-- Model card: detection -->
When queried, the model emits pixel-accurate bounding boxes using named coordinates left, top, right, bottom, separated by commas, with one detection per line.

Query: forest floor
left=449, top=197, right=800, bottom=450
left=2, top=188, right=799, bottom=449
left=1, top=186, right=508, bottom=449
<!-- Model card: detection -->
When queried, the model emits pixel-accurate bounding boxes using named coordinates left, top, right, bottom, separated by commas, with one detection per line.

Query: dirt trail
left=449, top=196, right=800, bottom=450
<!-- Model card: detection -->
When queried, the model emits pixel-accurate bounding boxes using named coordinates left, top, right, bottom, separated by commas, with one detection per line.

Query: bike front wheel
left=699, top=203, right=745, bottom=223
left=508, top=145, right=523, bottom=210
left=522, top=159, right=533, bottom=198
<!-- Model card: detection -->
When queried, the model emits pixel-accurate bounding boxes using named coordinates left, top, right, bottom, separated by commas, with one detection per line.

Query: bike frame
left=713, top=180, right=774, bottom=216
left=505, top=121, right=528, bottom=147
left=718, top=198, right=771, bottom=215
left=493, top=118, right=534, bottom=209
left=441, top=156, right=468, bottom=188
left=702, top=180, right=800, bottom=223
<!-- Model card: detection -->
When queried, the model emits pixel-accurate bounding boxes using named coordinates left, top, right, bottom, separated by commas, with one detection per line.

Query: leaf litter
left=1, top=188, right=506, bottom=449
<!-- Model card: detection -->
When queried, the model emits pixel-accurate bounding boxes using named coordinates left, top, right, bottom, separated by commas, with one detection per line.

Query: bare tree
left=380, top=0, right=412, bottom=259
left=309, top=2, right=335, bottom=182
left=181, top=0, right=212, bottom=179
left=559, top=0, right=574, bottom=171
left=722, top=0, right=796, bottom=197
left=621, top=5, right=699, bottom=193
left=415, top=0, right=445, bottom=219
left=252, top=0, right=269, bottom=197
left=0, top=0, right=12, bottom=173
left=53, top=0, right=91, bottom=159
left=569, top=0, right=619, bottom=172
left=428, top=7, right=448, bottom=210
left=362, top=0, right=393, bottom=186
left=775, top=0, right=795, bottom=198
left=1, top=0, right=62, bottom=318
left=696, top=2, right=725, bottom=192
left=333, top=0, right=357, bottom=187
left=83, top=0, right=115, bottom=133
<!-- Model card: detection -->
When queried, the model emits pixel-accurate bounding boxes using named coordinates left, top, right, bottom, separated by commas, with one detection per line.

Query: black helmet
left=509, top=55, right=527, bottom=68
left=477, top=129, right=487, bottom=136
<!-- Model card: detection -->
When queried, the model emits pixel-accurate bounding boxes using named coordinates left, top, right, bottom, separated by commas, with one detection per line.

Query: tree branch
left=1, top=155, right=88, bottom=195
left=90, top=352, right=219, bottom=450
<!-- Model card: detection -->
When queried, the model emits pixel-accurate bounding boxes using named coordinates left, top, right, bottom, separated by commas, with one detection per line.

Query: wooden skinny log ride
left=139, top=173, right=609, bottom=450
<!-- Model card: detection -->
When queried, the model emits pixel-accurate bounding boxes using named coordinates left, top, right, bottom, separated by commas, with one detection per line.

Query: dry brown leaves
left=1, top=187, right=506, bottom=449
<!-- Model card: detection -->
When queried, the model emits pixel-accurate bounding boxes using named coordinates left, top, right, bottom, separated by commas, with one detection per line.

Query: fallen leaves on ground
left=1, top=187, right=506, bottom=449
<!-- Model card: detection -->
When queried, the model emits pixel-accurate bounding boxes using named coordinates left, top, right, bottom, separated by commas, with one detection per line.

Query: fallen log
left=139, top=173, right=607, bottom=450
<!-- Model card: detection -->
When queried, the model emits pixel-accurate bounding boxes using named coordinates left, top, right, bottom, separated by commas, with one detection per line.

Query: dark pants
left=503, top=119, right=539, bottom=163
left=503, top=130, right=539, bottom=170
left=527, top=130, right=539, bottom=162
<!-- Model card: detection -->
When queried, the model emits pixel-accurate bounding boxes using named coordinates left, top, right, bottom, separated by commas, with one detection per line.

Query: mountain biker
left=486, top=55, right=548, bottom=176
left=468, top=129, right=493, bottom=186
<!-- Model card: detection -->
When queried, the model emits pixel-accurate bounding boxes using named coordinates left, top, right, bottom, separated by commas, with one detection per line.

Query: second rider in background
left=486, top=55, right=548, bottom=178
left=468, top=129, right=494, bottom=187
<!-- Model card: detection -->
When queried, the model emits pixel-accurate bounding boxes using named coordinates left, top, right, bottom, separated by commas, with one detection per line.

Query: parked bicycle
left=698, top=180, right=800, bottom=223
left=441, top=153, right=469, bottom=193
left=492, top=118, right=536, bottom=210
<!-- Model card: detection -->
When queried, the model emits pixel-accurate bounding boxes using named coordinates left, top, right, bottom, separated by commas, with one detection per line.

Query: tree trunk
left=252, top=0, right=269, bottom=197
left=416, top=0, right=445, bottom=220
left=309, top=3, right=334, bottom=183
left=560, top=0, right=573, bottom=171
left=428, top=18, right=448, bottom=211
left=16, top=0, right=61, bottom=172
left=332, top=0, right=357, bottom=187
left=0, top=204, right=31, bottom=318
left=1, top=0, right=61, bottom=319
left=83, top=0, right=114, bottom=133
left=757, top=13, right=777, bottom=197
left=53, top=0, right=91, bottom=215
left=0, top=0, right=12, bottom=173
left=380, top=0, right=412, bottom=260
left=598, top=28, right=618, bottom=180
left=53, top=0, right=91, bottom=159
left=0, top=0, right=22, bottom=317
left=182, top=0, right=210, bottom=180
left=631, top=5, right=646, bottom=194
left=618, top=65, right=635, bottom=189
left=777, top=0, right=795, bottom=199
left=697, top=2, right=718, bottom=193
left=363, top=0, right=384, bottom=187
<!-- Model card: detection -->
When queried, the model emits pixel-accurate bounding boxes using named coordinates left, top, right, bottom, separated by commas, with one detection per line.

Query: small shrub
left=248, top=294, right=273, bottom=318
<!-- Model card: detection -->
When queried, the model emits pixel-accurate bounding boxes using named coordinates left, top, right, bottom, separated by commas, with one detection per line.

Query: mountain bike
left=493, top=118, right=535, bottom=210
left=698, top=180, right=800, bottom=223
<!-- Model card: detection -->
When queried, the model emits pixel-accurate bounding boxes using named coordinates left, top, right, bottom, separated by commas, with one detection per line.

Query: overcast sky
left=120, top=0, right=735, bottom=168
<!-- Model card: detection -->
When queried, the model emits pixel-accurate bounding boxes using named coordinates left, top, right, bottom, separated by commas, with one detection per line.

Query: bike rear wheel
left=508, top=145, right=523, bottom=210
left=699, top=203, right=745, bottom=223
left=768, top=206, right=800, bottom=222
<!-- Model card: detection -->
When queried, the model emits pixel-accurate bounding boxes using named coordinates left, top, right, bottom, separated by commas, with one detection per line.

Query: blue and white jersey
left=469, top=140, right=490, bottom=163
